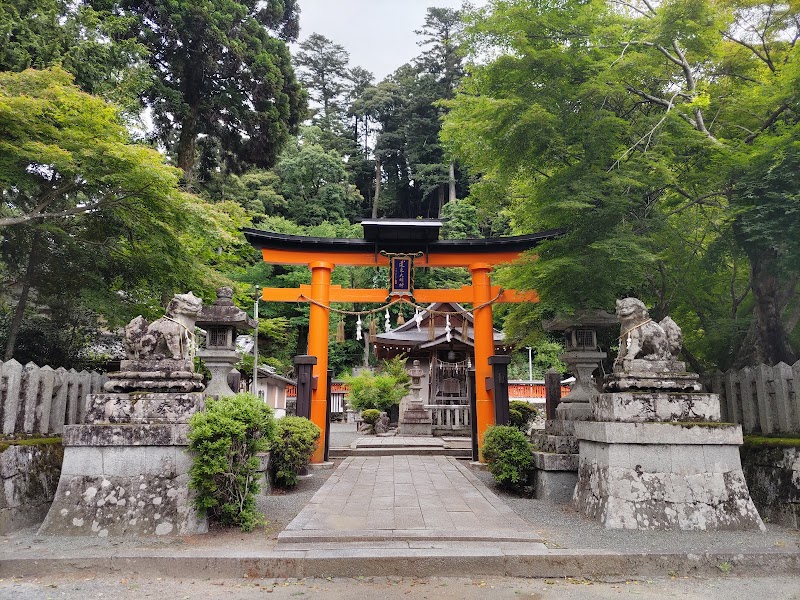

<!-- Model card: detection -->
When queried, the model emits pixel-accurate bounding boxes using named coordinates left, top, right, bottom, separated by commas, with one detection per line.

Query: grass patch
left=0, top=436, right=62, bottom=453
left=743, top=434, right=800, bottom=448
left=672, top=422, right=737, bottom=428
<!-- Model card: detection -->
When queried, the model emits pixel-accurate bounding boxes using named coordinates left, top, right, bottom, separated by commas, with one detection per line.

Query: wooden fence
left=707, top=361, right=800, bottom=434
left=0, top=359, right=106, bottom=435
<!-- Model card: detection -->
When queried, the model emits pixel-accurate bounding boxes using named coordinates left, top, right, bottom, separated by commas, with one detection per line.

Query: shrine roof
left=242, top=226, right=563, bottom=255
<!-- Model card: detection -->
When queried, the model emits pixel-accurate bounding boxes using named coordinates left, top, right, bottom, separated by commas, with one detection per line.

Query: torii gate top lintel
left=243, top=223, right=562, bottom=463
left=242, top=225, right=563, bottom=268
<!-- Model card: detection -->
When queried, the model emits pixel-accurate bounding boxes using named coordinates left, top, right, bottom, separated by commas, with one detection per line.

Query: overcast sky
left=294, top=1, right=488, bottom=81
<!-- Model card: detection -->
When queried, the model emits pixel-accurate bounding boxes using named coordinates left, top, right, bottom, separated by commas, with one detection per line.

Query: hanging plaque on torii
left=243, top=219, right=562, bottom=464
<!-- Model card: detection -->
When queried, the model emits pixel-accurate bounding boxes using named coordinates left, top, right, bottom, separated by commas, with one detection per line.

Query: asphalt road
left=2, top=574, right=799, bottom=600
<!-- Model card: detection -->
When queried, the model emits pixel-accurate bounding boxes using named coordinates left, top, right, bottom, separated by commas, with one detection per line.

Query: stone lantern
left=398, top=360, right=433, bottom=436
left=543, top=310, right=617, bottom=421
left=196, top=287, right=257, bottom=398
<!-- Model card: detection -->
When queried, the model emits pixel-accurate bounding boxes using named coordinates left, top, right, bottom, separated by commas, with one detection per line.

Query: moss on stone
left=0, top=436, right=62, bottom=453
left=743, top=434, right=800, bottom=448
left=673, top=422, right=737, bottom=429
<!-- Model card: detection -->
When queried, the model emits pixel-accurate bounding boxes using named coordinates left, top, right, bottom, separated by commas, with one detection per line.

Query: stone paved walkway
left=279, top=456, right=540, bottom=545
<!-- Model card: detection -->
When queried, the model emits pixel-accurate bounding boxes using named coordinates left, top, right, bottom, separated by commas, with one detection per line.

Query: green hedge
left=188, top=393, right=275, bottom=531
left=481, top=425, right=534, bottom=493
left=270, top=416, right=321, bottom=489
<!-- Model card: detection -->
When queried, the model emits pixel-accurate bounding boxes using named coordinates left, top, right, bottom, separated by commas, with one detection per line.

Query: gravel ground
left=469, top=467, right=800, bottom=554
left=258, top=465, right=335, bottom=538
left=2, top=574, right=799, bottom=600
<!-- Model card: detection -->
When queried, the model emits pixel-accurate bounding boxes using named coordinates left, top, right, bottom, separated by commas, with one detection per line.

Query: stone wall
left=0, top=359, right=106, bottom=435
left=0, top=439, right=63, bottom=534
left=740, top=442, right=800, bottom=529
left=707, top=361, right=800, bottom=434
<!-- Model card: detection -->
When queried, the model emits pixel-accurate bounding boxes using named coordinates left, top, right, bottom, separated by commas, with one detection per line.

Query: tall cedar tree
left=95, top=0, right=306, bottom=180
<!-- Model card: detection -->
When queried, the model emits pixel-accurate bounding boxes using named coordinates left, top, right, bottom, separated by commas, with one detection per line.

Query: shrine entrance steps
left=278, top=456, right=545, bottom=554
left=328, top=436, right=472, bottom=458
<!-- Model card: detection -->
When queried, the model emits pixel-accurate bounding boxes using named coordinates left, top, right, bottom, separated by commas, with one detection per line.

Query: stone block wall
left=740, top=442, right=800, bottom=529
left=0, top=439, right=63, bottom=534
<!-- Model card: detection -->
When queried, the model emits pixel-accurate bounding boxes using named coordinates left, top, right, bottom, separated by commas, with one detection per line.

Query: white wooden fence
left=707, top=360, right=800, bottom=434
left=426, top=404, right=470, bottom=432
left=0, top=359, right=106, bottom=435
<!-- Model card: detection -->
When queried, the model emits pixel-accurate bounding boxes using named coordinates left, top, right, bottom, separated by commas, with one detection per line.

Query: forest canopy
left=0, top=0, right=797, bottom=374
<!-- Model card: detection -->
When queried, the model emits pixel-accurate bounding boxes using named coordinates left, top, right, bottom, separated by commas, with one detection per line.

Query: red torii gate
left=244, top=220, right=559, bottom=463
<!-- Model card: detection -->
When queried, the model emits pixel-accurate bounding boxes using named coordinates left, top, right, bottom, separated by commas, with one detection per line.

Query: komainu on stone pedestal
left=573, top=298, right=764, bottom=531
left=39, top=293, right=208, bottom=537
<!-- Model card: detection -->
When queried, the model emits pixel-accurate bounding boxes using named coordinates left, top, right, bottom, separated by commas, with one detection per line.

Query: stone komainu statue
left=124, top=292, right=203, bottom=361
left=615, top=297, right=682, bottom=364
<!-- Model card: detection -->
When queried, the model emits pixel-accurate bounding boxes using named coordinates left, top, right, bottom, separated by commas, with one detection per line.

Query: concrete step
left=328, top=447, right=472, bottom=458
left=277, top=528, right=543, bottom=546
left=5, top=547, right=799, bottom=580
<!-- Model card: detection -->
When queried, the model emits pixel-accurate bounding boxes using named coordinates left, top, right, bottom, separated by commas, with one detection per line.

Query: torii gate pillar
left=308, top=261, right=333, bottom=464
left=470, top=263, right=496, bottom=457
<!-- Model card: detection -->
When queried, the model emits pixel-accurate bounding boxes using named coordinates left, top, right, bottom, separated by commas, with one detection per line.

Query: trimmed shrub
left=270, top=416, right=321, bottom=489
left=343, top=357, right=410, bottom=413
left=188, top=393, right=275, bottom=531
left=360, top=408, right=381, bottom=425
left=509, top=400, right=538, bottom=431
left=481, top=425, right=534, bottom=493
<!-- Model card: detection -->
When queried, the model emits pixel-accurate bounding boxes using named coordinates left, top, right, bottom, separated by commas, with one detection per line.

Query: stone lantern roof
left=195, top=287, right=257, bottom=331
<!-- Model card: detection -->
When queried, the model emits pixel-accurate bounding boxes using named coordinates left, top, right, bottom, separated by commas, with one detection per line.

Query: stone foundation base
left=39, top=424, right=207, bottom=537
left=534, top=469, right=577, bottom=503
left=574, top=422, right=764, bottom=531
left=399, top=422, right=433, bottom=436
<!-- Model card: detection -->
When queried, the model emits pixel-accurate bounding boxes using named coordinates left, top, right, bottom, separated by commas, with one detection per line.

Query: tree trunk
left=734, top=250, right=797, bottom=367
left=176, top=107, right=199, bottom=182
left=448, top=161, right=457, bottom=203
left=372, top=157, right=381, bottom=218
left=437, top=184, right=445, bottom=217
left=3, top=232, right=40, bottom=360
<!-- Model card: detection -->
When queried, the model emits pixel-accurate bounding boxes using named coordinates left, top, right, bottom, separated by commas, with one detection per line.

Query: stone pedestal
left=39, top=391, right=208, bottom=537
left=532, top=419, right=579, bottom=502
left=399, top=400, right=433, bottom=436
left=198, top=348, right=239, bottom=398
left=574, top=365, right=764, bottom=531
left=399, top=360, right=432, bottom=436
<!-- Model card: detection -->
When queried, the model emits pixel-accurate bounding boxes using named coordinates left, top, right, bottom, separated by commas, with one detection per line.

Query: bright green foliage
left=344, top=357, right=410, bottom=413
left=269, top=416, right=321, bottom=489
left=360, top=408, right=381, bottom=426
left=0, top=0, right=150, bottom=116
left=443, top=0, right=800, bottom=368
left=0, top=67, right=243, bottom=361
left=481, top=425, right=534, bottom=493
left=508, top=400, right=538, bottom=432
left=188, top=394, right=275, bottom=532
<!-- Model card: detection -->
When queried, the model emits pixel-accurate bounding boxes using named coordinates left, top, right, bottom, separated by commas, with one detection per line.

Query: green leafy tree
left=0, top=68, right=244, bottom=361
left=295, top=33, right=350, bottom=132
left=443, top=0, right=800, bottom=368
left=0, top=0, right=150, bottom=115
left=98, top=0, right=305, bottom=179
